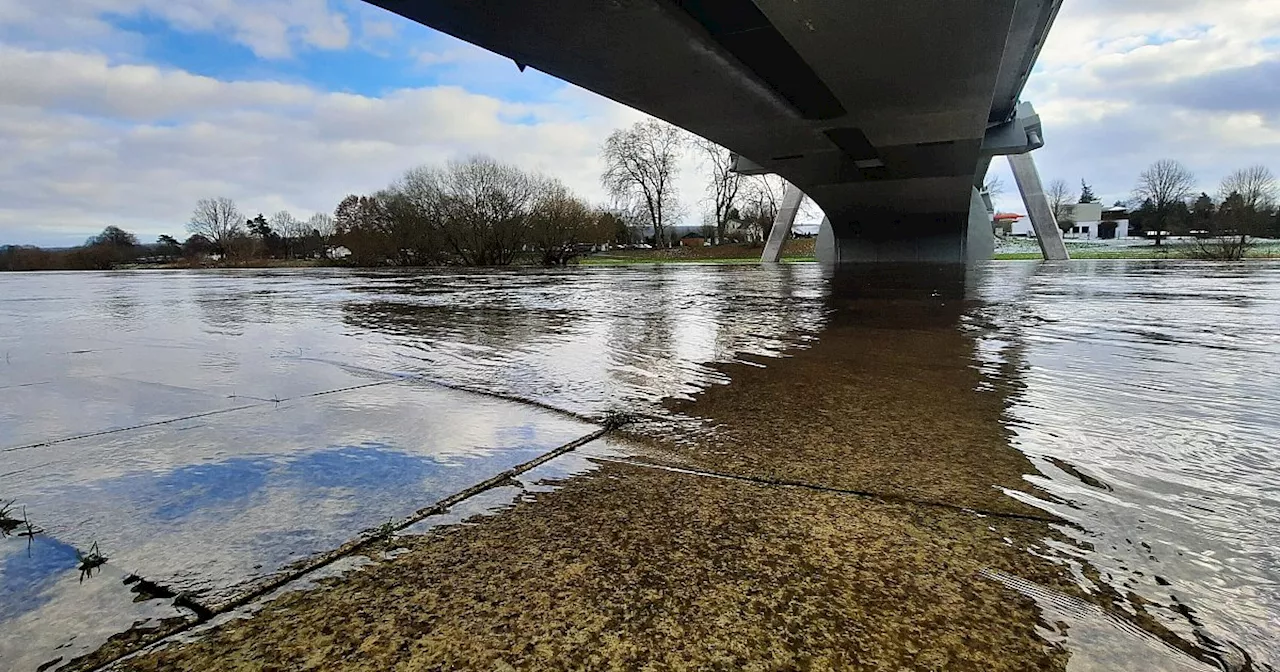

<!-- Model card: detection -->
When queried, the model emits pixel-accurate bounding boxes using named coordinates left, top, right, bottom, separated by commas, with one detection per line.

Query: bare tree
left=691, top=137, right=743, bottom=245
left=744, top=175, right=787, bottom=216
left=1219, top=165, right=1278, bottom=213
left=436, top=156, right=540, bottom=265
left=602, top=120, right=684, bottom=247
left=1190, top=165, right=1280, bottom=260
left=1191, top=190, right=1252, bottom=260
left=1133, top=159, right=1196, bottom=246
left=308, top=213, right=335, bottom=239
left=735, top=175, right=789, bottom=243
left=1046, top=179, right=1076, bottom=232
left=188, top=197, right=244, bottom=257
left=303, top=212, right=334, bottom=258
left=983, top=174, right=1006, bottom=201
left=268, top=211, right=304, bottom=258
left=529, top=179, right=597, bottom=265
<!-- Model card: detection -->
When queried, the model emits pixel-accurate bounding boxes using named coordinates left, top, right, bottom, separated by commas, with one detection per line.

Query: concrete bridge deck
left=366, top=0, right=1065, bottom=262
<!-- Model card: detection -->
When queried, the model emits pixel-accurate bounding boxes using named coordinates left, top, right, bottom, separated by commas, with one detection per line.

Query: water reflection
left=660, top=261, right=1272, bottom=670
left=341, top=265, right=830, bottom=414
left=971, top=261, right=1280, bottom=669
left=0, top=536, right=81, bottom=622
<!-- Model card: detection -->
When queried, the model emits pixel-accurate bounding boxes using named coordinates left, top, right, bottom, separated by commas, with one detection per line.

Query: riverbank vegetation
left=1034, top=162, right=1280, bottom=261
left=1, top=121, right=800, bottom=272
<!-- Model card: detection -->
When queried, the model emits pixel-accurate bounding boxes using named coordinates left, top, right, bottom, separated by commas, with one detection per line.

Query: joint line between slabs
left=79, top=425, right=615, bottom=672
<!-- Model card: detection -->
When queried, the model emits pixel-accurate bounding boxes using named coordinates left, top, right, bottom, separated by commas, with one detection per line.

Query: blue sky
left=0, top=0, right=1277, bottom=246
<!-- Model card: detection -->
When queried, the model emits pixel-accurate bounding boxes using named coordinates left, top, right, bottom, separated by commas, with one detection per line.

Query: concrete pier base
left=814, top=188, right=993, bottom=265
left=966, top=186, right=996, bottom=262
left=816, top=217, right=836, bottom=264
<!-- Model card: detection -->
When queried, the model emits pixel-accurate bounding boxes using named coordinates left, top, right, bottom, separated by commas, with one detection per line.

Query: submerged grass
left=66, top=273, right=1232, bottom=672
left=599, top=410, right=641, bottom=430
left=77, top=541, right=108, bottom=582
left=1, top=500, right=42, bottom=544
left=0, top=499, right=18, bottom=536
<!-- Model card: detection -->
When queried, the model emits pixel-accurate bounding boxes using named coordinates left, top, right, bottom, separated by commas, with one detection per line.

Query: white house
left=1063, top=204, right=1131, bottom=240
left=1009, top=203, right=1130, bottom=240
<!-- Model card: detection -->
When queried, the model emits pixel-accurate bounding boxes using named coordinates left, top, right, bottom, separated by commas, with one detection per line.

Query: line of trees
left=1, top=226, right=158, bottom=271
left=1128, top=161, right=1278, bottom=257
left=185, top=197, right=336, bottom=261
left=601, top=119, right=806, bottom=248
left=1039, top=162, right=1278, bottom=259
left=323, top=121, right=802, bottom=266
left=5, top=118, right=818, bottom=272
left=1, top=201, right=339, bottom=271
left=331, top=156, right=625, bottom=267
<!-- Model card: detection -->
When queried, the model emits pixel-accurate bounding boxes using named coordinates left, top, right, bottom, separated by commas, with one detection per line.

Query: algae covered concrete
left=108, top=267, right=1087, bottom=671
left=119, top=461, right=1072, bottom=672
left=641, top=290, right=1046, bottom=519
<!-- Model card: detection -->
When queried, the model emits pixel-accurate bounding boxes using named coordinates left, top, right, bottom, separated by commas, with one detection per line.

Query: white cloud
left=0, top=48, right=316, bottom=121
left=0, top=46, right=673, bottom=245
left=0, top=0, right=352, bottom=59
left=987, top=0, right=1280, bottom=212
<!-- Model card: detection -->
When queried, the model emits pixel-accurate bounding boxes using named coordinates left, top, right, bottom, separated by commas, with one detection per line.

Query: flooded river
left=0, top=262, right=1277, bottom=670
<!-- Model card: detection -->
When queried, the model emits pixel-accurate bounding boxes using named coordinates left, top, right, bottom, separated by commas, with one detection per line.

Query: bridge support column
left=1007, top=152, right=1069, bottom=261
left=815, top=217, right=835, bottom=264
left=761, top=183, right=803, bottom=263
left=966, top=186, right=995, bottom=262
left=812, top=190, right=991, bottom=265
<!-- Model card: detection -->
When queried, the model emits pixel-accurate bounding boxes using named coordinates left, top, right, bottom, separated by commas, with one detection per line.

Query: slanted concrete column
left=1007, top=152, right=1069, bottom=261
left=761, top=183, right=803, bottom=263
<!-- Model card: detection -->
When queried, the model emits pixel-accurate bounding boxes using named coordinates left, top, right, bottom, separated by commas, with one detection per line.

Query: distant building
left=722, top=218, right=760, bottom=243
left=680, top=232, right=707, bottom=247
left=994, top=212, right=1024, bottom=236
left=1063, top=203, right=1130, bottom=240
left=1008, top=203, right=1131, bottom=240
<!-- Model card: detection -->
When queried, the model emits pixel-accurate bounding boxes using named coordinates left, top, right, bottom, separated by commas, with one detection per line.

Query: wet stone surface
left=114, top=459, right=1078, bottom=672
left=2, top=263, right=1279, bottom=670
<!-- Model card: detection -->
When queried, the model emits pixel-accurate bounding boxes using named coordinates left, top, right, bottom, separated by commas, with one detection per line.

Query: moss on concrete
left=635, top=297, right=1046, bottom=519
left=119, top=462, right=1072, bottom=672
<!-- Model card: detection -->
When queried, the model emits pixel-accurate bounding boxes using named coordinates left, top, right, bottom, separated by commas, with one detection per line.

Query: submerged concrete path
left=87, top=282, right=1202, bottom=672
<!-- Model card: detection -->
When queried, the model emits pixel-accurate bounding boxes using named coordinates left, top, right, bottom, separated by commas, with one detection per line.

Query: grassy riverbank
left=994, top=238, right=1280, bottom=260
left=584, top=238, right=1280, bottom=264
left=116, top=258, right=338, bottom=270
left=581, top=239, right=816, bottom=265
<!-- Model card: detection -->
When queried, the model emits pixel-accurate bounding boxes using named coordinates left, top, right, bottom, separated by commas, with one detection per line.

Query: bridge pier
left=814, top=187, right=993, bottom=265
left=761, top=184, right=803, bottom=263
left=1007, top=152, right=1070, bottom=261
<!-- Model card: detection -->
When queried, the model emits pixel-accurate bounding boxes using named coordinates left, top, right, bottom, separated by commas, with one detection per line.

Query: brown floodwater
left=0, top=262, right=1277, bottom=670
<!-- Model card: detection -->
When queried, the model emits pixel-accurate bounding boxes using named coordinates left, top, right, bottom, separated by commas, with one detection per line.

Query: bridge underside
left=367, top=0, right=1061, bottom=262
